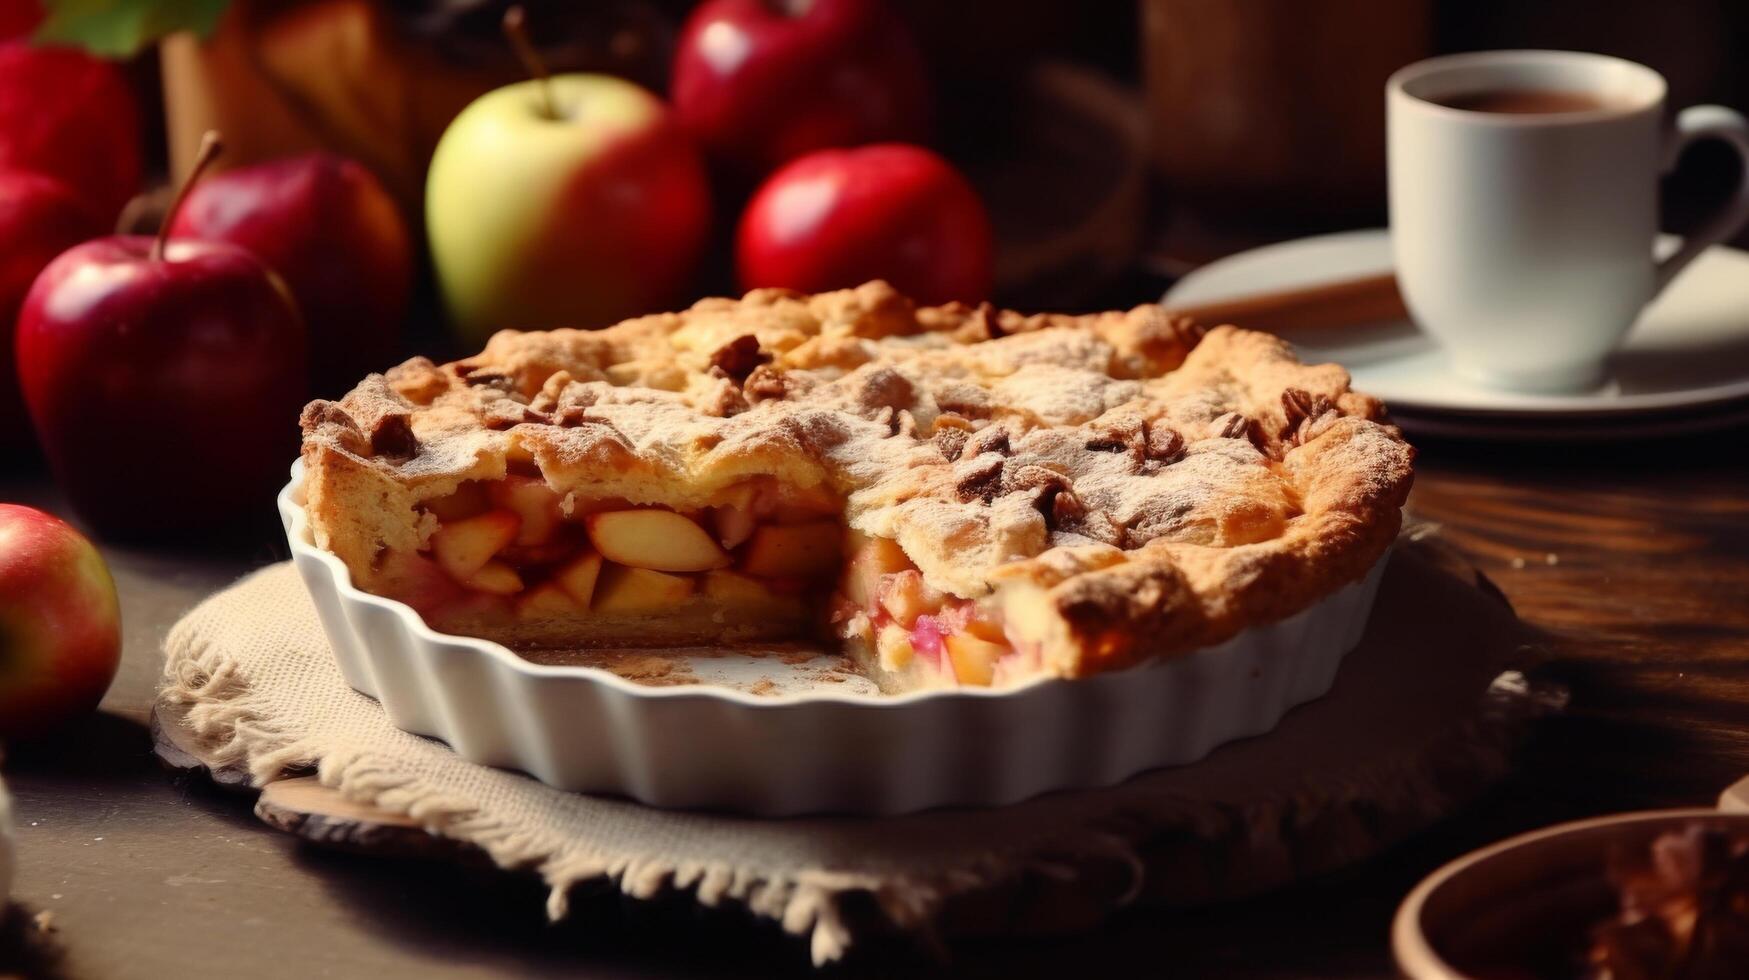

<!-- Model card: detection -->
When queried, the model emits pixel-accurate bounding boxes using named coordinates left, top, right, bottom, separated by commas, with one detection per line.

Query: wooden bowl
left=1393, top=808, right=1749, bottom=979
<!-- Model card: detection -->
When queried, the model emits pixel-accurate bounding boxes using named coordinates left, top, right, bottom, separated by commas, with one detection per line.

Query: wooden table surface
left=3, top=420, right=1747, bottom=979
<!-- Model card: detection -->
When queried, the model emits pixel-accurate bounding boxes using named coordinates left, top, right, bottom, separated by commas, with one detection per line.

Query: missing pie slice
left=298, top=281, right=1413, bottom=692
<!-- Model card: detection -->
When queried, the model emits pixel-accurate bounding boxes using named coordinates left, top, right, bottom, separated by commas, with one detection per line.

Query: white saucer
left=1165, top=229, right=1749, bottom=436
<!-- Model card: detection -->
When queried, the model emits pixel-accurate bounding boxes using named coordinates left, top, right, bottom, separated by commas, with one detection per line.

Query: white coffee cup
left=1387, top=50, right=1749, bottom=393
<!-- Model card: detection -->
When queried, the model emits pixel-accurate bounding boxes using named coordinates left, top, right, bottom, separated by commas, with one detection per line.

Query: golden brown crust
left=299, top=281, right=1413, bottom=677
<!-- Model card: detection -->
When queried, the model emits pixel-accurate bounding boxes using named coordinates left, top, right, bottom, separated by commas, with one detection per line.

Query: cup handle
left=1653, top=104, right=1749, bottom=294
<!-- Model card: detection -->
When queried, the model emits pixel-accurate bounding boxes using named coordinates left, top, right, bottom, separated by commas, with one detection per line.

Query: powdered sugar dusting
left=301, top=282, right=1413, bottom=670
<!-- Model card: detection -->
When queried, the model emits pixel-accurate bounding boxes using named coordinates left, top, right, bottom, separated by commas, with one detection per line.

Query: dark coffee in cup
left=1434, top=88, right=1615, bottom=114
left=1388, top=50, right=1749, bottom=392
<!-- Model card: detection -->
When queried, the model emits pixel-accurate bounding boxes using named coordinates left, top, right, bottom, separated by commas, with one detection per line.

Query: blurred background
left=3, top=0, right=1748, bottom=534
left=10, top=1, right=1749, bottom=345
left=27, top=3, right=1749, bottom=298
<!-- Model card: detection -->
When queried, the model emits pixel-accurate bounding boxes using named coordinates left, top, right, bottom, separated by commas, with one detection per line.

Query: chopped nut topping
left=462, top=371, right=516, bottom=393
left=1587, top=824, right=1749, bottom=980
left=1003, top=463, right=1069, bottom=495
left=703, top=375, right=751, bottom=417
left=1005, top=464, right=1082, bottom=527
left=1050, top=487, right=1088, bottom=527
left=743, top=364, right=810, bottom=402
left=708, top=334, right=771, bottom=381
left=933, top=426, right=969, bottom=461
left=369, top=413, right=418, bottom=459
left=1295, top=411, right=1340, bottom=445
left=300, top=400, right=354, bottom=438
left=1214, top=412, right=1251, bottom=441
left=299, top=400, right=368, bottom=454
left=964, top=425, right=1011, bottom=459
left=953, top=453, right=1006, bottom=502
left=1145, top=424, right=1185, bottom=465
left=1088, top=415, right=1183, bottom=470
left=1282, top=388, right=1340, bottom=446
left=482, top=400, right=548, bottom=430
left=300, top=397, right=418, bottom=459
left=552, top=405, right=592, bottom=427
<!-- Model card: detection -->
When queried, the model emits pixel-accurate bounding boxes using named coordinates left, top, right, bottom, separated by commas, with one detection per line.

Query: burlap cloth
left=155, top=540, right=1552, bottom=965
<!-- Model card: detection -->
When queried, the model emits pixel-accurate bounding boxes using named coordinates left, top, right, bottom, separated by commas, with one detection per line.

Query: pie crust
left=298, top=281, right=1413, bottom=691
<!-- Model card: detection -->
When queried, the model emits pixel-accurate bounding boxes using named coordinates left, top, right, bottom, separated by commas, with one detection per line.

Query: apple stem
left=154, top=130, right=224, bottom=263
left=502, top=6, right=557, bottom=120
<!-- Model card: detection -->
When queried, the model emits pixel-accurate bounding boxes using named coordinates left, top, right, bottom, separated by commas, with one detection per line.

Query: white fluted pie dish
left=280, top=462, right=1388, bottom=816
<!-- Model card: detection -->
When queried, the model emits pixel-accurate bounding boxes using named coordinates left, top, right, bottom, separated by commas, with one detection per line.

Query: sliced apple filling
left=391, top=474, right=847, bottom=646
left=380, top=474, right=1039, bottom=688
left=832, top=534, right=1034, bottom=690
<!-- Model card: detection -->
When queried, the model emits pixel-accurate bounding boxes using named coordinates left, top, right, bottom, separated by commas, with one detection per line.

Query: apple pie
left=298, top=281, right=1413, bottom=692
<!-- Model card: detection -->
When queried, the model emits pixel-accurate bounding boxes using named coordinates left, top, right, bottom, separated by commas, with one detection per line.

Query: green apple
left=426, top=74, right=712, bottom=343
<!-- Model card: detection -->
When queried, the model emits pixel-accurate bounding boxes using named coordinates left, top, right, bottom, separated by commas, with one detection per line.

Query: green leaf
left=32, top=0, right=233, bottom=58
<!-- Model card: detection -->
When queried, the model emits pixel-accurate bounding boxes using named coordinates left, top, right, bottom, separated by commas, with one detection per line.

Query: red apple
left=671, top=0, right=930, bottom=177
left=0, top=503, right=120, bottom=738
left=0, top=1, right=40, bottom=39
left=0, top=40, right=140, bottom=220
left=0, top=171, right=102, bottom=453
left=16, top=136, right=307, bottom=537
left=168, top=153, right=413, bottom=396
left=736, top=143, right=993, bottom=304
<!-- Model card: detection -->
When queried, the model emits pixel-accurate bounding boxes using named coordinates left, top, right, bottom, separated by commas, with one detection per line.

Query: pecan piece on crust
left=368, top=412, right=418, bottom=459
left=461, top=370, right=517, bottom=394
left=708, top=334, right=771, bottom=382
left=743, top=363, right=816, bottom=403
left=963, top=424, right=1011, bottom=459
left=1213, top=411, right=1251, bottom=441
left=933, top=426, right=969, bottom=461
left=1004, top=463, right=1083, bottom=529
left=1296, top=411, right=1342, bottom=445
left=1281, top=387, right=1340, bottom=446
left=1088, top=415, right=1183, bottom=470
left=300, top=399, right=417, bottom=459
left=1144, top=424, right=1185, bottom=466
left=299, top=400, right=368, bottom=455
left=1050, top=487, right=1088, bottom=527
left=707, top=380, right=751, bottom=417
left=952, top=453, right=1006, bottom=503
left=482, top=399, right=549, bottom=430
left=300, top=400, right=352, bottom=438
left=1003, top=463, right=1069, bottom=496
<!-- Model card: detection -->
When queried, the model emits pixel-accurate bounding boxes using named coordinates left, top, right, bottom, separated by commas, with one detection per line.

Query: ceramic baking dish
left=280, top=462, right=1388, bottom=816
